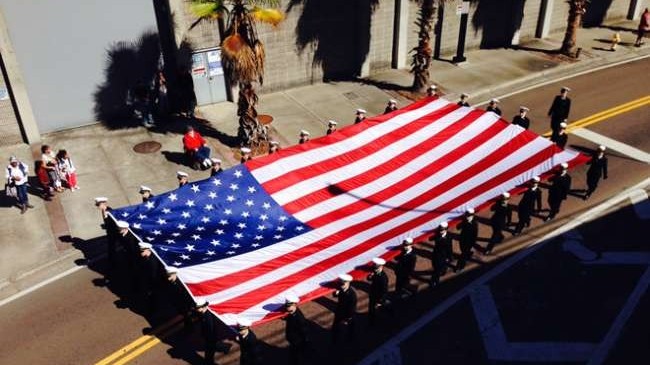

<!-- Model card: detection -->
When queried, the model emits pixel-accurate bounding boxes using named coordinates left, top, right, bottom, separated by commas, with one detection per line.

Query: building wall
left=0, top=0, right=159, bottom=133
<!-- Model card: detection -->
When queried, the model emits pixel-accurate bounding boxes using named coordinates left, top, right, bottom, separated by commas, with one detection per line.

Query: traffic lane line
left=541, top=95, right=650, bottom=137
left=358, top=177, right=650, bottom=365
left=94, top=316, right=182, bottom=365
left=571, top=128, right=650, bottom=164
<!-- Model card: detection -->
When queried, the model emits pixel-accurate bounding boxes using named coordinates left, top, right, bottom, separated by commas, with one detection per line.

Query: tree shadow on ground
left=598, top=24, right=639, bottom=34
left=471, top=0, right=526, bottom=49
left=359, top=78, right=411, bottom=92
left=511, top=44, right=560, bottom=54
left=287, top=0, right=379, bottom=82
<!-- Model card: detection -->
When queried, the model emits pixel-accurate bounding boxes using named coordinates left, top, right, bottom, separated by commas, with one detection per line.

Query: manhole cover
left=133, top=141, right=162, bottom=154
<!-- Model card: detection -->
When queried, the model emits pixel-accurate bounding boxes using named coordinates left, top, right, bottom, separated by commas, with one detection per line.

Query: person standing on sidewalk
left=635, top=8, right=649, bottom=47
left=56, top=149, right=80, bottom=191
left=456, top=208, right=478, bottom=272
left=430, top=221, right=452, bottom=287
left=366, top=257, right=389, bottom=325
left=183, top=126, right=212, bottom=170
left=486, top=192, right=512, bottom=255
left=6, top=156, right=33, bottom=214
left=514, top=176, right=543, bottom=235
left=41, top=145, right=63, bottom=193
left=545, top=162, right=572, bottom=221
left=548, top=87, right=572, bottom=139
left=584, top=145, right=608, bottom=200
left=284, top=295, right=310, bottom=365
left=486, top=98, right=502, bottom=116
left=512, top=107, right=531, bottom=130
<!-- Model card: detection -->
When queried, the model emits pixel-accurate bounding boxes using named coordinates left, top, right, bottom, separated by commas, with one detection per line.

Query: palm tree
left=411, top=0, right=446, bottom=93
left=190, top=0, right=284, bottom=147
left=560, top=0, right=589, bottom=56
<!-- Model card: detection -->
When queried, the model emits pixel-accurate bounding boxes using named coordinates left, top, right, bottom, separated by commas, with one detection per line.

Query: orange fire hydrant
left=610, top=32, right=621, bottom=51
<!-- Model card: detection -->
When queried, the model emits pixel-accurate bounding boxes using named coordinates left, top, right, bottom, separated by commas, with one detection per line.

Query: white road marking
left=586, top=267, right=650, bottom=365
left=571, top=128, right=650, bottom=164
left=358, top=177, right=650, bottom=365
left=629, top=189, right=650, bottom=219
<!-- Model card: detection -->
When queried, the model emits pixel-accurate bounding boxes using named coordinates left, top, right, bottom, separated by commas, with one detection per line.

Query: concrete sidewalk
left=0, top=19, right=648, bottom=301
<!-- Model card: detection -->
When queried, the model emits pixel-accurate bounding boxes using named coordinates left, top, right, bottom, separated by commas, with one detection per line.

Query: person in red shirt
left=635, top=8, right=650, bottom=47
left=183, top=126, right=212, bottom=169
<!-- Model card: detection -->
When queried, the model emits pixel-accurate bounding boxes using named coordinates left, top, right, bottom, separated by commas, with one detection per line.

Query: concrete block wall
left=367, top=0, right=396, bottom=72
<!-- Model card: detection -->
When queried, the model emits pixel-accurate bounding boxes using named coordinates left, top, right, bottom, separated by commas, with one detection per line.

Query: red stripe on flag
left=185, top=126, right=535, bottom=298
left=210, top=142, right=557, bottom=313
left=281, top=109, right=490, bottom=214
left=260, top=103, right=461, bottom=195
left=245, top=97, right=441, bottom=171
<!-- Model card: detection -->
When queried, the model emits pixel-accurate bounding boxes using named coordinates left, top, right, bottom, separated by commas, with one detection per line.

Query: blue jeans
left=195, top=146, right=211, bottom=161
left=16, top=184, right=28, bottom=206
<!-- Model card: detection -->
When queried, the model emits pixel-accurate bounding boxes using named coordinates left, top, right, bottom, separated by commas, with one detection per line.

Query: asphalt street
left=0, top=58, right=648, bottom=365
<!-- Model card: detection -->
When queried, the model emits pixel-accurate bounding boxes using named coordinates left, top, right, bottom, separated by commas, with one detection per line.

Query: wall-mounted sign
left=207, top=50, right=224, bottom=77
left=191, top=53, right=206, bottom=77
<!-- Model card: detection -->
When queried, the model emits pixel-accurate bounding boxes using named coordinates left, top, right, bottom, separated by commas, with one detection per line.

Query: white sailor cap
left=502, top=192, right=511, bottom=199
left=195, top=298, right=209, bottom=308
left=138, top=241, right=152, bottom=250
left=94, top=197, right=108, bottom=204
left=299, top=130, right=310, bottom=136
left=139, top=185, right=151, bottom=193
left=532, top=176, right=541, bottom=182
left=460, top=93, right=469, bottom=98
left=285, top=294, right=300, bottom=304
left=9, top=156, right=18, bottom=162
left=372, top=257, right=386, bottom=266
left=439, top=221, right=449, bottom=229
left=490, top=98, right=500, bottom=104
left=561, top=162, right=569, bottom=169
left=240, top=147, right=252, bottom=154
left=519, top=106, right=530, bottom=112
left=428, top=85, right=437, bottom=90
left=116, top=220, right=129, bottom=229
left=269, top=140, right=280, bottom=146
left=338, top=273, right=353, bottom=282
left=466, top=207, right=475, bottom=214
left=176, top=171, right=188, bottom=178
left=237, top=318, right=253, bottom=328
left=210, top=158, right=222, bottom=164
left=402, top=237, right=414, bottom=245
left=388, top=99, right=397, bottom=104
left=560, top=122, right=568, bottom=128
left=356, top=109, right=367, bottom=114
left=165, top=266, right=179, bottom=274
left=598, top=145, right=606, bottom=151
left=561, top=86, right=571, bottom=92
left=327, top=120, right=338, bottom=126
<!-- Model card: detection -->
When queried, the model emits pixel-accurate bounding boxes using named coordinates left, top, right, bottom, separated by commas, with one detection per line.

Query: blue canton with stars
left=111, top=166, right=311, bottom=268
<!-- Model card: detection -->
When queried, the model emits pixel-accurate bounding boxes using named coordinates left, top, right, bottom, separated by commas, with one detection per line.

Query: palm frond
left=189, top=0, right=225, bottom=19
left=248, top=0, right=281, bottom=8
left=250, top=7, right=285, bottom=27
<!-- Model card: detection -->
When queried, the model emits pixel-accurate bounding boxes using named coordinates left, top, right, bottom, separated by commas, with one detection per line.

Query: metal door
left=191, top=48, right=228, bottom=106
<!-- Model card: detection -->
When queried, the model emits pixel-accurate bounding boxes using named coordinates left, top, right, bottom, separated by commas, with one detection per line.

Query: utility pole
left=452, top=1, right=470, bottom=63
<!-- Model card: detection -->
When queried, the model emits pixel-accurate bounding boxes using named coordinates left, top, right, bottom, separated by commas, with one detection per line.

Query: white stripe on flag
left=219, top=150, right=579, bottom=326
left=251, top=99, right=452, bottom=183
left=179, top=122, right=522, bottom=284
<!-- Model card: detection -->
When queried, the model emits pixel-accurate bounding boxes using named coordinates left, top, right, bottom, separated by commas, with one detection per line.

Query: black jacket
left=238, top=330, right=262, bottom=365
left=285, top=308, right=309, bottom=347
left=367, top=269, right=389, bottom=303
left=395, top=249, right=417, bottom=277
left=512, top=115, right=530, bottom=129
left=549, top=173, right=572, bottom=201
left=518, top=187, right=542, bottom=214
left=458, top=218, right=478, bottom=251
left=199, top=310, right=219, bottom=342
left=490, top=202, right=511, bottom=227
left=551, top=132, right=568, bottom=149
left=548, top=96, right=571, bottom=120
left=486, top=106, right=502, bottom=116
left=333, top=287, right=357, bottom=322
left=431, top=233, right=452, bottom=264
left=587, top=155, right=608, bottom=181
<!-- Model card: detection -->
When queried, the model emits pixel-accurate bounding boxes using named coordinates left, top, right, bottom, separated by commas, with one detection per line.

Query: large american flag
left=112, top=96, right=588, bottom=326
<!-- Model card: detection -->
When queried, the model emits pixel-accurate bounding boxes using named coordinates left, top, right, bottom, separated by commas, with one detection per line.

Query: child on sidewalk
left=56, top=149, right=80, bottom=191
